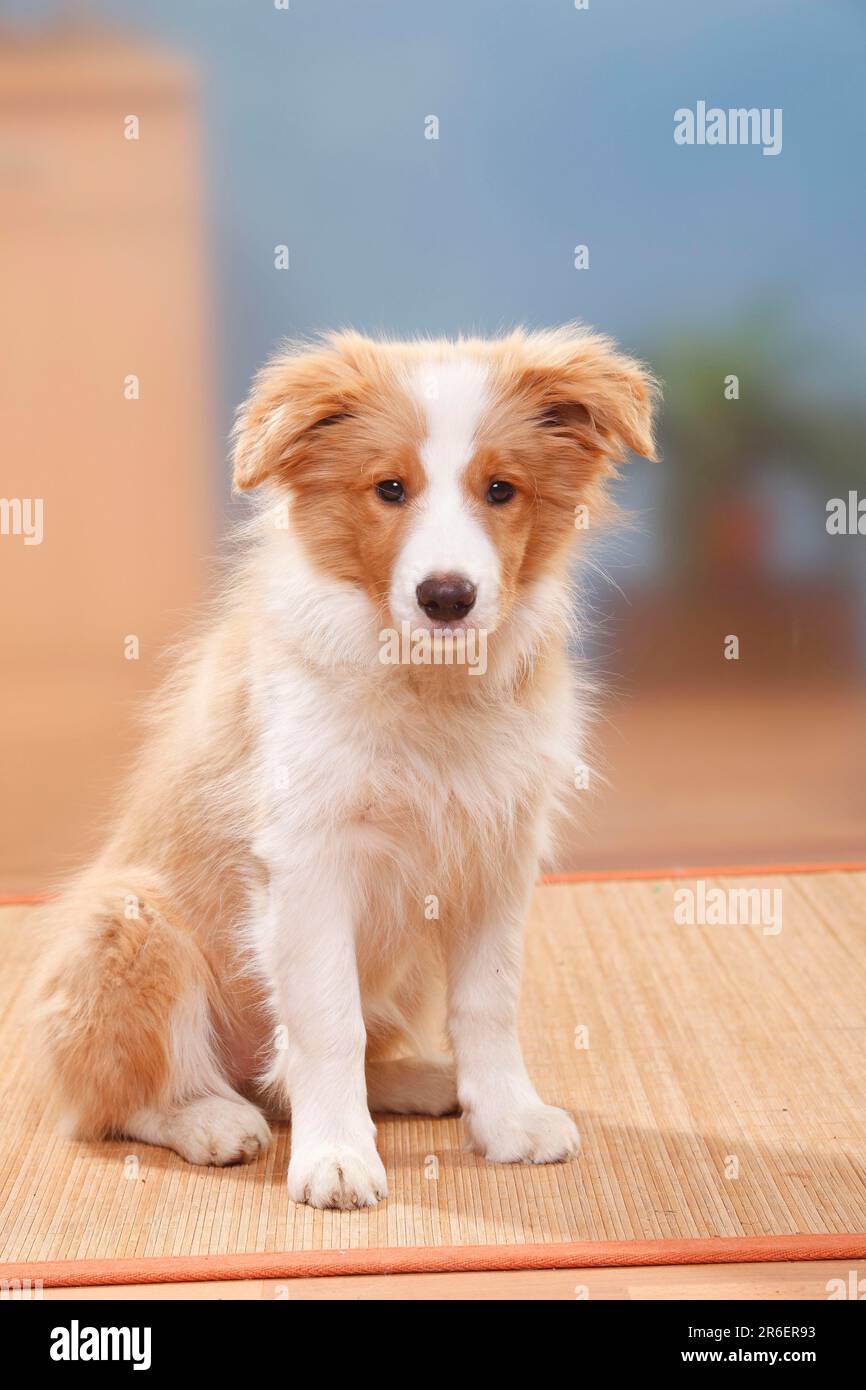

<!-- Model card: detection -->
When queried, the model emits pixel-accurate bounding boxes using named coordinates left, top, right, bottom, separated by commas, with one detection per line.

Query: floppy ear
left=516, top=326, right=660, bottom=469
left=231, top=342, right=363, bottom=492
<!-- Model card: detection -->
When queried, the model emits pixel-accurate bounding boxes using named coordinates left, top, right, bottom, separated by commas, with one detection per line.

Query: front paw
left=465, top=1104, right=580, bottom=1164
left=287, top=1142, right=388, bottom=1209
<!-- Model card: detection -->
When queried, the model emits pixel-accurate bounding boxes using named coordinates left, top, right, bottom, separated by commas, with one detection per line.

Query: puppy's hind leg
left=128, top=1095, right=271, bottom=1167
left=125, top=982, right=271, bottom=1166
left=37, top=881, right=271, bottom=1166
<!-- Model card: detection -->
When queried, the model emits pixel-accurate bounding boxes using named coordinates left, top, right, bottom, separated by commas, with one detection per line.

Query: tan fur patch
left=36, top=889, right=206, bottom=1136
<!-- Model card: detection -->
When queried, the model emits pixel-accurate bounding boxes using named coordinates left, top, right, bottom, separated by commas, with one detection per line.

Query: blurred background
left=1, top=0, right=864, bottom=891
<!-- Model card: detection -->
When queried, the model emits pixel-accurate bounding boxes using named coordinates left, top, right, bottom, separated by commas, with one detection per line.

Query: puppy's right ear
left=231, top=343, right=361, bottom=492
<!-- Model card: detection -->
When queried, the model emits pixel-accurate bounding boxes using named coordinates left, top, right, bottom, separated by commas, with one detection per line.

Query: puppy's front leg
left=264, top=873, right=386, bottom=1209
left=447, top=875, right=580, bottom=1166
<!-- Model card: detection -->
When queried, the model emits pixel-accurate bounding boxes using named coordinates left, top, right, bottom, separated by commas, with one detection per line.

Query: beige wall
left=0, top=32, right=215, bottom=890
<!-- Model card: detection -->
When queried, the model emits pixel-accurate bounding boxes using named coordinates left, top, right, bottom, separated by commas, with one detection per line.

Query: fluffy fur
left=34, top=325, right=658, bottom=1208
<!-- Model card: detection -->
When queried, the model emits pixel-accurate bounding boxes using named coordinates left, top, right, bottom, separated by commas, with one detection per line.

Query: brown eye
left=375, top=479, right=405, bottom=504
left=486, top=480, right=515, bottom=505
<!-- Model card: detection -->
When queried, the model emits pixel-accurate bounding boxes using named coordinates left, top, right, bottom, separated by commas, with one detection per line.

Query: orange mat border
left=3, top=860, right=865, bottom=907
left=3, top=1234, right=866, bottom=1289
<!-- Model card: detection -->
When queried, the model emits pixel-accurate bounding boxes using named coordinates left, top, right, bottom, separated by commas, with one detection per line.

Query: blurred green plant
left=648, top=305, right=866, bottom=579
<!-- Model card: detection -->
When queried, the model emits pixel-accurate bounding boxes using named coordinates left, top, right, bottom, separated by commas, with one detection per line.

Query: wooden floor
left=39, top=1259, right=866, bottom=1301
left=1, top=869, right=864, bottom=1302
left=3, top=684, right=864, bottom=894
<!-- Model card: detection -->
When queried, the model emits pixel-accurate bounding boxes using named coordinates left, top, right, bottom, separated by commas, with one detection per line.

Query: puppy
left=35, top=326, right=657, bottom=1209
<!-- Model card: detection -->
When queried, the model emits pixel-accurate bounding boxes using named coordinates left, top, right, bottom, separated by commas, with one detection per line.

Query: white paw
left=287, top=1143, right=388, bottom=1209
left=466, top=1104, right=580, bottom=1164
left=170, top=1096, right=272, bottom=1166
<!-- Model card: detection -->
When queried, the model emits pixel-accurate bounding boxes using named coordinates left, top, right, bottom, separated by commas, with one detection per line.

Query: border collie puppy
left=36, top=327, right=657, bottom=1209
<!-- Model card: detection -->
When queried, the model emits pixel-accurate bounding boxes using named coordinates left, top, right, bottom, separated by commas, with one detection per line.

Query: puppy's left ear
left=231, top=341, right=362, bottom=492
left=520, top=326, right=660, bottom=469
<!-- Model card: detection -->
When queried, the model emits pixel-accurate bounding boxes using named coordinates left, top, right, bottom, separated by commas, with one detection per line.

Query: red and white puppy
left=36, top=326, right=657, bottom=1209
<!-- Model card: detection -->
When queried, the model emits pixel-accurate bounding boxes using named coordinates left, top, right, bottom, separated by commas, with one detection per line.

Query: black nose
left=416, top=574, right=477, bottom=622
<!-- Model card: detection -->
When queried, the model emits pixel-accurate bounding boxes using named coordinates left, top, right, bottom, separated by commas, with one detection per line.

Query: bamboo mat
left=1, top=871, right=865, bottom=1277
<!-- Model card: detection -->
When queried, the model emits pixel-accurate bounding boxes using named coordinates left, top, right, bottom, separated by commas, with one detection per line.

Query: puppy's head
left=232, top=327, right=658, bottom=635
